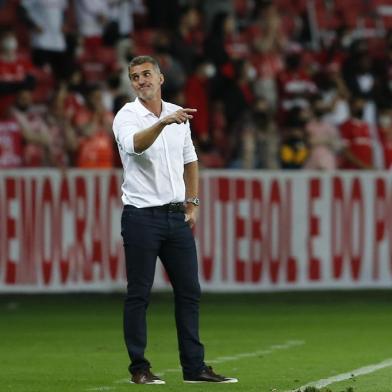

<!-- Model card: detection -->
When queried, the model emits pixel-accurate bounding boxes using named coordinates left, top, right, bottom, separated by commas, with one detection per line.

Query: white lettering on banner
left=1, top=170, right=392, bottom=292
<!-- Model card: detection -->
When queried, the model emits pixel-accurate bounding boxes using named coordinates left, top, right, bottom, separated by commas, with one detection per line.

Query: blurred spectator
left=43, top=89, right=78, bottom=167
left=0, top=27, right=36, bottom=115
left=172, top=6, right=204, bottom=74
left=219, top=59, right=256, bottom=126
left=377, top=106, right=392, bottom=169
left=339, top=96, right=373, bottom=169
left=0, top=104, right=23, bottom=168
left=247, top=1, right=287, bottom=54
left=304, top=96, right=341, bottom=170
left=153, top=31, right=186, bottom=101
left=317, top=64, right=350, bottom=127
left=21, top=0, right=71, bottom=80
left=342, top=40, right=377, bottom=101
left=184, top=57, right=214, bottom=142
left=277, top=47, right=317, bottom=118
left=241, top=98, right=280, bottom=169
left=279, top=106, right=309, bottom=169
left=74, top=0, right=110, bottom=51
left=11, top=88, right=50, bottom=166
left=72, top=85, right=114, bottom=168
left=204, top=12, right=235, bottom=69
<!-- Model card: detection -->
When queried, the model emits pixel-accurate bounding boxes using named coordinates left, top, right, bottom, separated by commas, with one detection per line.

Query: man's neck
left=139, top=97, right=162, bottom=118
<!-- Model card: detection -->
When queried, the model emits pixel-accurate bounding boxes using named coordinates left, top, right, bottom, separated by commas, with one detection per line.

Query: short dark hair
left=128, top=56, right=161, bottom=74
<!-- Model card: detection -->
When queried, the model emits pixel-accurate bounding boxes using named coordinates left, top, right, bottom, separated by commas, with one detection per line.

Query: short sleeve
left=183, top=122, right=198, bottom=164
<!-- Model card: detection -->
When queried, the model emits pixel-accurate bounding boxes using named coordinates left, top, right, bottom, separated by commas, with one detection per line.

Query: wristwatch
left=186, top=197, right=200, bottom=206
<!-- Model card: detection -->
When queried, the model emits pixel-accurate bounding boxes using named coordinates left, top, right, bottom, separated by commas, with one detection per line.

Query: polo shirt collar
left=134, top=97, right=168, bottom=118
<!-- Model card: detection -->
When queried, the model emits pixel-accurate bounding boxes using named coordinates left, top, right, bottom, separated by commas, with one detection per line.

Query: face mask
left=379, top=115, right=392, bottom=128
left=204, top=63, right=216, bottom=78
left=247, top=66, right=257, bottom=81
left=2, top=36, right=17, bottom=52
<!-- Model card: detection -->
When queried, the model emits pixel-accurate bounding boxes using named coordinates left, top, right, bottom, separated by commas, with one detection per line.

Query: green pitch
left=1, top=291, right=392, bottom=392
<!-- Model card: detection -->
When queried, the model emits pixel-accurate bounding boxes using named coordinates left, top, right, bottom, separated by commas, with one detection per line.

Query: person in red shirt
left=0, top=103, right=23, bottom=168
left=377, top=107, right=392, bottom=169
left=339, top=96, right=373, bottom=169
left=0, top=27, right=35, bottom=115
left=184, top=58, right=213, bottom=142
left=72, top=85, right=114, bottom=168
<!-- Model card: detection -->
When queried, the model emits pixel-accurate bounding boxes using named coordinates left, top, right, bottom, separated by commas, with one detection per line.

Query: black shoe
left=130, top=368, right=165, bottom=384
left=184, top=366, right=238, bottom=383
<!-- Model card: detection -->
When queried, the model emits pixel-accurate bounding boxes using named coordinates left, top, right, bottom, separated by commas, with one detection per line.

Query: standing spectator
left=21, top=0, right=71, bottom=80
left=72, top=85, right=114, bottom=168
left=339, top=96, right=373, bottom=170
left=11, top=88, right=50, bottom=166
left=0, top=27, right=35, bottom=115
left=277, top=47, right=317, bottom=118
left=74, top=0, right=110, bottom=51
left=43, top=90, right=78, bottom=167
left=304, top=97, right=341, bottom=170
left=0, top=105, right=23, bottom=168
left=184, top=58, right=214, bottom=142
left=317, top=63, right=350, bottom=127
left=377, top=106, right=392, bottom=169
left=241, top=98, right=280, bottom=169
left=204, top=12, right=234, bottom=69
left=172, top=6, right=204, bottom=74
left=153, top=32, right=186, bottom=101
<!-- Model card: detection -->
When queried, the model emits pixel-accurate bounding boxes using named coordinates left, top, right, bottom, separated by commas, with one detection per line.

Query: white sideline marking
left=289, top=358, right=392, bottom=392
left=86, top=340, right=304, bottom=391
left=155, top=340, right=305, bottom=377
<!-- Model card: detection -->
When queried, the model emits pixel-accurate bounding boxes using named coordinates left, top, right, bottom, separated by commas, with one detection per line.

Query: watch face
left=187, top=197, right=200, bottom=206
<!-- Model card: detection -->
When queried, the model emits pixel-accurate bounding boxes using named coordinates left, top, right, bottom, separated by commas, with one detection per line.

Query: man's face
left=129, top=62, right=163, bottom=101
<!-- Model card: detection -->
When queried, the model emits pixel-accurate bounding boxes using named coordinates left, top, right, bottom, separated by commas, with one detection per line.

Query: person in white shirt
left=112, top=56, right=238, bottom=385
left=21, top=0, right=71, bottom=80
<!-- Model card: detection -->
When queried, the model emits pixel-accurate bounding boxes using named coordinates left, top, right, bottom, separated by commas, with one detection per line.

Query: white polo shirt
left=112, top=98, right=198, bottom=208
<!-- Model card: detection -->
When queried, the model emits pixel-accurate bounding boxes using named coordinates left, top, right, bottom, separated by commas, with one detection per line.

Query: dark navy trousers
left=121, top=205, right=205, bottom=378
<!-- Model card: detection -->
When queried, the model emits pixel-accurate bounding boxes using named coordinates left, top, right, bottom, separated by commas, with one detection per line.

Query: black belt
left=124, top=202, right=185, bottom=213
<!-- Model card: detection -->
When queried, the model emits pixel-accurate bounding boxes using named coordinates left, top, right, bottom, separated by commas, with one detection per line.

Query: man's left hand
left=184, top=205, right=198, bottom=228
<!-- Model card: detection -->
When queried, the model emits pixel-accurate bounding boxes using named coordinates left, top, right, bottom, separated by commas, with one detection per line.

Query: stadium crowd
left=1, top=0, right=392, bottom=170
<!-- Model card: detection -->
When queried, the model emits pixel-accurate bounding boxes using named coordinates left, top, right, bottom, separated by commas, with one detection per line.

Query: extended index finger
left=182, top=108, right=198, bottom=113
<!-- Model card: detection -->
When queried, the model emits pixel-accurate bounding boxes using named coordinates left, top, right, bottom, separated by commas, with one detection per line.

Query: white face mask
left=204, top=63, right=216, bottom=78
left=379, top=115, right=392, bottom=128
left=246, top=65, right=257, bottom=81
left=2, top=36, right=18, bottom=52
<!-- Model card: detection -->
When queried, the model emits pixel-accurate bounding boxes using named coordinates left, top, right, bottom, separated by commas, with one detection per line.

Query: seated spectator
left=304, top=96, right=341, bottom=170
left=11, top=88, right=50, bottom=166
left=72, top=84, right=114, bottom=168
left=0, top=27, right=36, bottom=116
left=21, top=0, right=72, bottom=80
left=339, top=96, right=373, bottom=169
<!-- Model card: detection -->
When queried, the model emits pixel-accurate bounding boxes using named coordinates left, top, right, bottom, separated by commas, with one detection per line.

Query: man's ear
left=159, top=73, right=164, bottom=85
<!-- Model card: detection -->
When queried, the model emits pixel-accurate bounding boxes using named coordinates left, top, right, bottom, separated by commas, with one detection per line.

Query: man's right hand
left=161, top=109, right=197, bottom=126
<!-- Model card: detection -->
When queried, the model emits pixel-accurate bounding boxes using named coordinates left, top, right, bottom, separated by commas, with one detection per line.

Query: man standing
left=112, top=56, right=238, bottom=384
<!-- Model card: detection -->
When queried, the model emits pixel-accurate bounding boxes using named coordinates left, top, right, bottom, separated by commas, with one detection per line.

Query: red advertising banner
left=1, top=170, right=392, bottom=292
